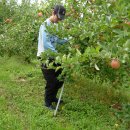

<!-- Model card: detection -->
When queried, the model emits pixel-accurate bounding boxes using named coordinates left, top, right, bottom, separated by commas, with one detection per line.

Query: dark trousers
left=41, top=63, right=63, bottom=105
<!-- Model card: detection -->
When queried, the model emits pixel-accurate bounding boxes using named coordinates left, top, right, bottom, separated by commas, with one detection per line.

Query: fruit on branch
left=110, top=59, right=120, bottom=69
left=38, top=12, right=43, bottom=17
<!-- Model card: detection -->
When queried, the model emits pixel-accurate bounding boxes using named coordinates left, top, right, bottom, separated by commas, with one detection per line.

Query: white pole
left=54, top=84, right=64, bottom=116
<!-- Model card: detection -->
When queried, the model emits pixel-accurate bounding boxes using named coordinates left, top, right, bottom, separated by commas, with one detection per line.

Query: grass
left=0, top=56, right=129, bottom=130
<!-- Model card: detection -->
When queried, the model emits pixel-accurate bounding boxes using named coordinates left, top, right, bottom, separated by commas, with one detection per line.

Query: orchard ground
left=0, top=56, right=130, bottom=130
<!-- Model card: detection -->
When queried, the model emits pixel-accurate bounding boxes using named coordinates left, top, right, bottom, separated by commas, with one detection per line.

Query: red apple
left=38, top=12, right=43, bottom=17
left=110, top=59, right=120, bottom=69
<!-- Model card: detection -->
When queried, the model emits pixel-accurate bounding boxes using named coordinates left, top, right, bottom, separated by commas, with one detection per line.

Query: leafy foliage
left=39, top=0, right=130, bottom=87
left=0, top=1, right=130, bottom=129
left=0, top=0, right=130, bottom=85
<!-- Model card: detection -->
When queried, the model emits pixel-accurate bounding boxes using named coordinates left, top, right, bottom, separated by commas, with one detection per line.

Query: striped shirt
left=37, top=18, right=67, bottom=57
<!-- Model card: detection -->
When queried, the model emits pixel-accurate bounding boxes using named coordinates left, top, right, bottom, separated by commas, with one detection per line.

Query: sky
left=16, top=0, right=65, bottom=5
left=16, top=0, right=44, bottom=4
